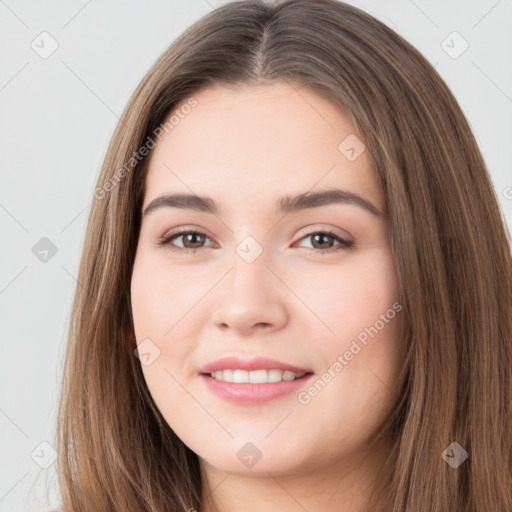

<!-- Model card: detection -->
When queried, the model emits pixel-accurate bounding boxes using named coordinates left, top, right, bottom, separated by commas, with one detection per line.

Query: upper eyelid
left=162, top=227, right=217, bottom=245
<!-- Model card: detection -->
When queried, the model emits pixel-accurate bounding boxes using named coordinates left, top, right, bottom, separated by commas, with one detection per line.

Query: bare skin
left=130, top=81, right=404, bottom=512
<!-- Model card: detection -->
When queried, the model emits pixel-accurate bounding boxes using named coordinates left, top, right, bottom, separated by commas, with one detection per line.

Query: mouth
left=201, top=368, right=313, bottom=383
left=199, top=369, right=314, bottom=404
left=197, top=356, right=314, bottom=404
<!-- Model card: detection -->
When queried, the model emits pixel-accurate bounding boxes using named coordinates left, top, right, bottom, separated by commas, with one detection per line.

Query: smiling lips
left=199, top=356, right=312, bottom=381
left=199, top=356, right=312, bottom=374
left=210, top=368, right=307, bottom=383
left=198, top=356, right=314, bottom=404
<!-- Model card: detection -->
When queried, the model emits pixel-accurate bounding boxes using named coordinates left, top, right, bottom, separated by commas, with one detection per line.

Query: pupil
left=313, top=233, right=331, bottom=248
left=186, top=233, right=203, bottom=247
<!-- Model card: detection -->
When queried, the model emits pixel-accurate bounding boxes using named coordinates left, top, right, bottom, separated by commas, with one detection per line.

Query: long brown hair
left=55, top=0, right=512, bottom=510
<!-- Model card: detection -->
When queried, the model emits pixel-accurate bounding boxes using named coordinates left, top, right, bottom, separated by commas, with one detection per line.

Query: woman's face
left=130, top=81, right=404, bottom=477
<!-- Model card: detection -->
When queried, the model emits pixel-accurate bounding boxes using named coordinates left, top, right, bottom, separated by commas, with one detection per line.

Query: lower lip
left=199, top=373, right=314, bottom=404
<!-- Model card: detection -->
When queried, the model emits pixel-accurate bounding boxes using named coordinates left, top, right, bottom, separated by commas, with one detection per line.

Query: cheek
left=130, top=271, right=167, bottom=338
left=130, top=258, right=200, bottom=422
left=296, top=252, right=404, bottom=428
left=291, top=249, right=400, bottom=346
left=130, top=256, right=207, bottom=338
left=289, top=249, right=404, bottom=410
left=130, top=256, right=209, bottom=386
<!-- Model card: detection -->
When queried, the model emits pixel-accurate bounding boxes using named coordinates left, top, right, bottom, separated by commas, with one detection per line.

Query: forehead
left=143, top=82, right=383, bottom=213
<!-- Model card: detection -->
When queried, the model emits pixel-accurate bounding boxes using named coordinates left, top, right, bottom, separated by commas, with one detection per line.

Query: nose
left=211, top=248, right=288, bottom=337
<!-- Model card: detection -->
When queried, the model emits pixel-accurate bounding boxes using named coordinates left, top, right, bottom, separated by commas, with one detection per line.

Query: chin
left=197, top=440, right=311, bottom=477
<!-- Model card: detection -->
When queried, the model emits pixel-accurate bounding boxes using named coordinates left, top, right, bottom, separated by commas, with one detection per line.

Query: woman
left=55, top=1, right=512, bottom=511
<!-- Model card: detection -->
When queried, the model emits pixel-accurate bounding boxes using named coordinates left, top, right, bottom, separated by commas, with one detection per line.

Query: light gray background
left=1, top=1, right=511, bottom=510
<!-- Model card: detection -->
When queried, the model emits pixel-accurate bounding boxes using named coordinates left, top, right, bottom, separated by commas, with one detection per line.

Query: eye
left=156, top=229, right=353, bottom=254
left=295, top=230, right=354, bottom=253
left=156, top=230, right=216, bottom=253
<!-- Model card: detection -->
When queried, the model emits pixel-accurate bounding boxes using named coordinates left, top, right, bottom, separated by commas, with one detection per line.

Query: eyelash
left=156, top=229, right=354, bottom=254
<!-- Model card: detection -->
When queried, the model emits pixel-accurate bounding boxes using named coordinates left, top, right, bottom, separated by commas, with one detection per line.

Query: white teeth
left=233, top=369, right=250, bottom=383
left=210, top=369, right=307, bottom=383
left=249, top=369, right=267, bottom=383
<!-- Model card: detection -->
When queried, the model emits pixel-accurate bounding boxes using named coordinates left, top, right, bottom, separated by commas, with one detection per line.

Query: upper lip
left=198, top=356, right=313, bottom=374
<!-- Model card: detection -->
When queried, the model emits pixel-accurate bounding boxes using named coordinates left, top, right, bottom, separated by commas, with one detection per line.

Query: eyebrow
left=142, top=189, right=383, bottom=218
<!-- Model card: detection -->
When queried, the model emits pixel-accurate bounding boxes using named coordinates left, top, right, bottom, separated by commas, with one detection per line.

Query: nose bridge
left=211, top=233, right=288, bottom=334
left=226, top=235, right=273, bottom=300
